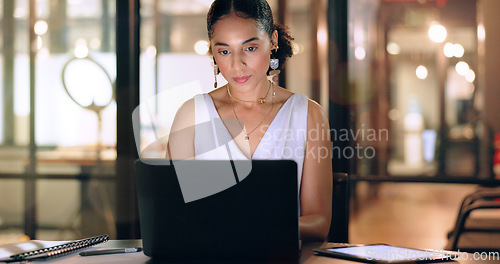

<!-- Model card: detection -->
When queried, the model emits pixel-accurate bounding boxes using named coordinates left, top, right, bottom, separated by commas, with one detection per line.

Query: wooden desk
left=14, top=240, right=499, bottom=263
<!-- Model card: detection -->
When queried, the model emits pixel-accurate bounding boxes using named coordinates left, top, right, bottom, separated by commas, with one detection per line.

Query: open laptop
left=134, top=159, right=300, bottom=260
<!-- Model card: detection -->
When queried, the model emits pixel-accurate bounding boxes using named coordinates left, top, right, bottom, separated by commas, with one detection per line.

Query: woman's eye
left=218, top=50, right=229, bottom=55
left=246, top=47, right=257, bottom=52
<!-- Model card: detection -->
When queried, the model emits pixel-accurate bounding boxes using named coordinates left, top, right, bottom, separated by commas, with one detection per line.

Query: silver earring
left=213, top=64, right=218, bottom=88
left=270, top=58, right=279, bottom=70
left=269, top=51, right=280, bottom=82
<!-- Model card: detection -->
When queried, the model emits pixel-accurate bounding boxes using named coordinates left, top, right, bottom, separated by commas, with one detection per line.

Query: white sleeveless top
left=193, top=93, right=308, bottom=188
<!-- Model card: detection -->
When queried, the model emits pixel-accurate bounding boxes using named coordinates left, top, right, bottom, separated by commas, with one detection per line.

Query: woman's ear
left=271, top=30, right=278, bottom=49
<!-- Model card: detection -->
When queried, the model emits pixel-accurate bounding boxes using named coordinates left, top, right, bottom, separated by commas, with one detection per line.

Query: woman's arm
left=166, top=98, right=195, bottom=160
left=299, top=100, right=333, bottom=242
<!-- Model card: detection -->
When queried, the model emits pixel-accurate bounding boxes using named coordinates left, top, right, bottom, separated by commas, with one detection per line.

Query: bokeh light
left=455, top=61, right=469, bottom=76
left=428, top=24, right=447, bottom=43
left=416, top=65, right=428, bottom=80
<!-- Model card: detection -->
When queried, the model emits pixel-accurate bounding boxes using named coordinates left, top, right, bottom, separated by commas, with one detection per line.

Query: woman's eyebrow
left=214, top=37, right=260, bottom=47
left=214, top=42, right=229, bottom=47
left=242, top=37, right=259, bottom=44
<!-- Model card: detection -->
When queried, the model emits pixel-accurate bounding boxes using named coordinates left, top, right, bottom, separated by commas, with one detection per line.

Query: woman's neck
left=227, top=79, right=271, bottom=103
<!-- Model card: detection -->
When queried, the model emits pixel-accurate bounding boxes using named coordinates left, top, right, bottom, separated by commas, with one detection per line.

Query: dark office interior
left=1, top=0, right=499, bottom=254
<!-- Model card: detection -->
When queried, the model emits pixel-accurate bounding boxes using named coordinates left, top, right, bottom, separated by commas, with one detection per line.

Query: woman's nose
left=231, top=53, right=246, bottom=69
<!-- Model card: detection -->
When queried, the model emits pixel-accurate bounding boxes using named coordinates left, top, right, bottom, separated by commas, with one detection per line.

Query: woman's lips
left=233, top=76, right=251, bottom=83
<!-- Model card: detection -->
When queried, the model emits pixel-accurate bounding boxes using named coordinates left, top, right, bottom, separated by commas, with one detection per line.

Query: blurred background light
left=387, top=42, right=401, bottom=55
left=146, top=45, right=157, bottom=58
left=428, top=24, right=447, bottom=43
left=443, top=42, right=454, bottom=58
left=292, top=42, right=304, bottom=55
left=37, top=36, right=43, bottom=50
left=465, top=69, right=476, bottom=83
left=317, top=28, right=328, bottom=46
left=477, top=24, right=486, bottom=41
left=194, top=40, right=209, bottom=55
left=416, top=65, right=428, bottom=80
left=355, top=46, right=366, bottom=60
left=14, top=7, right=26, bottom=18
left=74, top=39, right=89, bottom=58
left=34, top=20, right=48, bottom=36
left=452, top=43, right=464, bottom=58
left=455, top=61, right=470, bottom=76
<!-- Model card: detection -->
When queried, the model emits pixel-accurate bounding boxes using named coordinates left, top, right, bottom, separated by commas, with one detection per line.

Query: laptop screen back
left=135, top=159, right=299, bottom=260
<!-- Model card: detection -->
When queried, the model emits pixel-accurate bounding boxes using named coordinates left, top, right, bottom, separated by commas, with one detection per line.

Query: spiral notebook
left=0, top=234, right=108, bottom=262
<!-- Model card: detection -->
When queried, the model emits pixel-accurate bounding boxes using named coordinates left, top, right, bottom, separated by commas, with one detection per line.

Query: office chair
left=445, top=188, right=500, bottom=253
left=328, top=172, right=350, bottom=243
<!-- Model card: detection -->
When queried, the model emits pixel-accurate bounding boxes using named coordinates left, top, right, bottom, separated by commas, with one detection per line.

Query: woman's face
left=211, top=13, right=276, bottom=89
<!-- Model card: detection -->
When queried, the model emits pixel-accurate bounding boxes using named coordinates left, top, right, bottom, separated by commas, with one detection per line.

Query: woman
left=168, top=0, right=332, bottom=242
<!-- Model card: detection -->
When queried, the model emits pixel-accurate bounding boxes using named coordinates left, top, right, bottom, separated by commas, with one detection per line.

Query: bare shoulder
left=182, top=97, right=195, bottom=107
left=307, top=99, right=329, bottom=126
left=175, top=97, right=195, bottom=117
left=170, top=97, right=196, bottom=133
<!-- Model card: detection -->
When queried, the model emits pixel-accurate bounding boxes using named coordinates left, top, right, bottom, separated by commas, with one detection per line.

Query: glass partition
left=348, top=0, right=489, bottom=179
left=0, top=0, right=116, bottom=241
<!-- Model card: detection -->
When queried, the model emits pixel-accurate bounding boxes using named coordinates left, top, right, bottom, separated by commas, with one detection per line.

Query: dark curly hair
left=207, top=0, right=294, bottom=73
